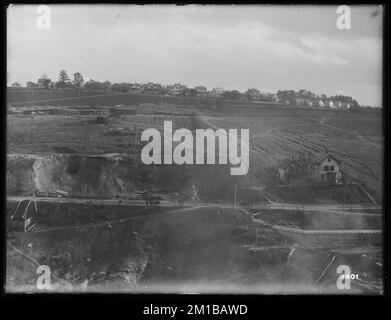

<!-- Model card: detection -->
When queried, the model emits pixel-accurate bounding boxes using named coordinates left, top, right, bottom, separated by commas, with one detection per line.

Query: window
left=330, top=165, right=334, bottom=171
left=324, top=165, right=329, bottom=171
left=328, top=157, right=331, bottom=162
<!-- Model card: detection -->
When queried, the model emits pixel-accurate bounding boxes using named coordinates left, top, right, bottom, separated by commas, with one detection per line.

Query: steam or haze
left=7, top=4, right=383, bottom=106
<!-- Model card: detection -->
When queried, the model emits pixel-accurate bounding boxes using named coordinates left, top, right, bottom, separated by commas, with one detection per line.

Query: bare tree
left=73, top=72, right=84, bottom=96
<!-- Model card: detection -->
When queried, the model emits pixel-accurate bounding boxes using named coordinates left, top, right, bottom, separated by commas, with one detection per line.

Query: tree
left=102, top=81, right=112, bottom=90
left=110, top=83, right=122, bottom=92
left=73, top=72, right=84, bottom=96
left=84, top=80, right=104, bottom=91
left=73, top=72, right=84, bottom=87
left=110, top=83, right=131, bottom=93
left=226, top=90, right=241, bottom=100
left=11, top=82, right=21, bottom=87
left=222, top=91, right=231, bottom=99
left=121, top=83, right=132, bottom=93
left=187, top=88, right=197, bottom=97
left=57, top=69, right=71, bottom=87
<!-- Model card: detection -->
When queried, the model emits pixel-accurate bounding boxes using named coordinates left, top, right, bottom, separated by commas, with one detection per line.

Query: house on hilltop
left=317, top=99, right=325, bottom=107
left=295, top=98, right=313, bottom=106
left=210, top=87, right=225, bottom=97
left=246, top=88, right=261, bottom=100
left=167, top=83, right=187, bottom=96
left=37, top=78, right=52, bottom=89
left=195, top=86, right=208, bottom=97
left=130, top=83, right=142, bottom=93
left=143, top=82, right=163, bottom=95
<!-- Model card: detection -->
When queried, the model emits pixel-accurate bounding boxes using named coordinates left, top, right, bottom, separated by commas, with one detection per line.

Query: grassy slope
left=204, top=108, right=382, bottom=199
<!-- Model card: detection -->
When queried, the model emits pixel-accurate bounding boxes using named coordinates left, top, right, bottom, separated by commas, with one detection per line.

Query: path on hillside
left=200, top=116, right=298, bottom=162
left=318, top=111, right=381, bottom=149
left=7, top=196, right=378, bottom=214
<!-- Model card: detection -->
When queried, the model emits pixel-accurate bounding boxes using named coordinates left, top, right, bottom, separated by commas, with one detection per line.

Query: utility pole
left=300, top=194, right=305, bottom=214
left=234, top=182, right=237, bottom=209
left=134, top=126, right=139, bottom=148
left=192, top=184, right=200, bottom=206
left=343, top=175, right=347, bottom=212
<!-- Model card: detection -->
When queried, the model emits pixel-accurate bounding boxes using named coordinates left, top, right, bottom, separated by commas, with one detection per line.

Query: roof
left=38, top=78, right=51, bottom=83
left=278, top=153, right=341, bottom=168
left=313, top=152, right=340, bottom=164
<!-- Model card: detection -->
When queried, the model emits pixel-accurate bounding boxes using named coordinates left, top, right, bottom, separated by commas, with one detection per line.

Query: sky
left=7, top=4, right=383, bottom=106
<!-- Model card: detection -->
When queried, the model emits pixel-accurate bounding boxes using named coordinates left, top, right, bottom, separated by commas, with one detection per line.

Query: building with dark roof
left=277, top=152, right=342, bottom=185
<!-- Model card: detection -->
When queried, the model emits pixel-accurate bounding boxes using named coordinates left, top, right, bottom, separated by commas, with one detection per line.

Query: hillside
left=6, top=89, right=383, bottom=202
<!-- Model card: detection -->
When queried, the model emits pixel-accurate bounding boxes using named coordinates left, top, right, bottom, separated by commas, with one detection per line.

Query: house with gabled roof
left=313, top=152, right=342, bottom=184
left=277, top=152, right=342, bottom=185
left=277, top=157, right=302, bottom=184
left=37, top=78, right=52, bottom=89
left=210, top=86, right=225, bottom=97
left=195, top=85, right=208, bottom=97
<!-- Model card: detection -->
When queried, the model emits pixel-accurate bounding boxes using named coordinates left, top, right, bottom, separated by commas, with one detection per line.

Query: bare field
left=7, top=114, right=138, bottom=155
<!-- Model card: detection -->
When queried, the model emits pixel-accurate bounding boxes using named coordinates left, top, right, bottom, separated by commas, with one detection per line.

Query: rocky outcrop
left=7, top=154, right=139, bottom=198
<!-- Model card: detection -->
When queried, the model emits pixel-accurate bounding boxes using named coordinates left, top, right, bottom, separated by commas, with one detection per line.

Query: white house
left=210, top=87, right=225, bottom=97
left=315, top=154, right=342, bottom=184
left=334, top=101, right=343, bottom=108
left=272, top=94, right=280, bottom=103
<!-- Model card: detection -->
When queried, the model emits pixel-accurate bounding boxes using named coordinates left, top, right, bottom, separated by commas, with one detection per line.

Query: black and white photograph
left=5, top=4, right=386, bottom=297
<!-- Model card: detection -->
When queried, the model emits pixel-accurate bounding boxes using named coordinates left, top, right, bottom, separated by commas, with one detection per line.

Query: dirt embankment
left=7, top=154, right=198, bottom=198
left=7, top=154, right=138, bottom=198
left=7, top=154, right=249, bottom=201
